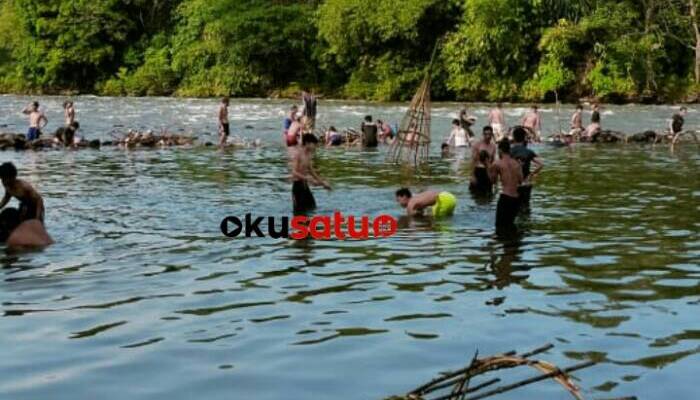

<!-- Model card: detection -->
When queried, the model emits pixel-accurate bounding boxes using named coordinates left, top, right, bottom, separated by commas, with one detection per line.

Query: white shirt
left=448, top=127, right=468, bottom=147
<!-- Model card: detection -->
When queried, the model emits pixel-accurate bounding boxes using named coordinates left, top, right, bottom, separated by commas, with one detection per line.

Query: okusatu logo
left=220, top=212, right=398, bottom=240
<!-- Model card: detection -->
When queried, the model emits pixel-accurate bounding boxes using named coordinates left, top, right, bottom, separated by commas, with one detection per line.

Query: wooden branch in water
left=462, top=360, right=595, bottom=400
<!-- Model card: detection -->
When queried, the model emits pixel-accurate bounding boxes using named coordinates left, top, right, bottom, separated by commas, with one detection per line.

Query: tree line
left=0, top=0, right=698, bottom=103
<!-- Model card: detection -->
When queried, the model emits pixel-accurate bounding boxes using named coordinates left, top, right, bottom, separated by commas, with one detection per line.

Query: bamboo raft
left=387, top=344, right=636, bottom=400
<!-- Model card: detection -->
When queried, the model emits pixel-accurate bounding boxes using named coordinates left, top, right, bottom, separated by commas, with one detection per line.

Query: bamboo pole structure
left=387, top=41, right=440, bottom=167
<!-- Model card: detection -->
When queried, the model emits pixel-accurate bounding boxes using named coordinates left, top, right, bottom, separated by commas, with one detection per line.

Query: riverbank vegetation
left=0, top=0, right=698, bottom=103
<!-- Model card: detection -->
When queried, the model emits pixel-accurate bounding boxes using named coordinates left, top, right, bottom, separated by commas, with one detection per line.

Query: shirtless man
left=510, top=127, right=544, bottom=209
left=64, top=101, right=75, bottom=127
left=470, top=126, right=497, bottom=193
left=395, top=188, right=457, bottom=218
left=569, top=105, right=583, bottom=137
left=488, top=103, right=507, bottom=141
left=287, top=113, right=303, bottom=148
left=0, top=207, right=52, bottom=248
left=290, top=134, right=331, bottom=214
left=585, top=103, right=601, bottom=138
left=521, top=105, right=541, bottom=141
left=0, top=162, right=45, bottom=224
left=22, top=101, right=48, bottom=141
left=489, top=140, right=524, bottom=228
left=218, top=97, right=230, bottom=147
left=377, top=119, right=394, bottom=143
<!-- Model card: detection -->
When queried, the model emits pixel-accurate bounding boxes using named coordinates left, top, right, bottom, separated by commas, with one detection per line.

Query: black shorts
left=292, top=180, right=316, bottom=214
left=496, top=194, right=519, bottom=228
left=518, top=185, right=532, bottom=208
left=222, top=123, right=230, bottom=136
left=470, top=167, right=492, bottom=193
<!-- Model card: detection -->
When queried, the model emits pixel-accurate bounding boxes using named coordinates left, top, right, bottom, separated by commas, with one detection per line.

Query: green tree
left=317, top=0, right=460, bottom=100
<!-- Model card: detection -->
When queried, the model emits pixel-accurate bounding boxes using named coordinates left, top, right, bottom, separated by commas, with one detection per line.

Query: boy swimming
left=395, top=188, right=457, bottom=218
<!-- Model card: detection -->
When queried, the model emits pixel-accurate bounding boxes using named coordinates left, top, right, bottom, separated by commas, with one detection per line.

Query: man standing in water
left=361, top=115, right=379, bottom=148
left=291, top=134, right=331, bottom=214
left=669, top=106, right=687, bottom=139
left=218, top=97, right=230, bottom=147
left=22, top=101, right=48, bottom=141
left=302, top=91, right=317, bottom=133
left=395, top=188, right=457, bottom=218
left=446, top=119, right=469, bottom=148
left=489, top=140, right=523, bottom=229
left=0, top=162, right=45, bottom=224
left=64, top=101, right=75, bottom=127
left=470, top=126, right=497, bottom=193
left=488, top=103, right=507, bottom=141
left=510, top=127, right=544, bottom=210
left=585, top=103, right=601, bottom=139
left=569, top=105, right=584, bottom=137
left=459, top=106, right=476, bottom=139
left=521, top=105, right=541, bottom=141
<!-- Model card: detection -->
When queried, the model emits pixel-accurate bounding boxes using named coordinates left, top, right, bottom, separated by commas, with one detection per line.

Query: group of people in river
left=279, top=94, right=548, bottom=231
left=19, top=100, right=82, bottom=147
left=0, top=94, right=691, bottom=248
left=395, top=126, right=543, bottom=231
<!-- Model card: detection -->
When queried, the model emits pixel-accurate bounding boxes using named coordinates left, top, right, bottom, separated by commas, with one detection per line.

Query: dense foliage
left=0, top=0, right=698, bottom=102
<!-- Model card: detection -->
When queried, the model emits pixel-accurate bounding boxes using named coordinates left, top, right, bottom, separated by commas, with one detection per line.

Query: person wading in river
left=490, top=140, right=523, bottom=229
left=64, top=100, right=75, bottom=127
left=521, top=105, right=541, bottom=141
left=301, top=91, right=317, bottom=133
left=218, top=97, right=230, bottom=147
left=446, top=119, right=469, bottom=148
left=668, top=106, right=687, bottom=140
left=0, top=207, right=53, bottom=248
left=569, top=105, right=584, bottom=138
left=291, top=134, right=331, bottom=214
left=488, top=103, right=507, bottom=141
left=510, top=127, right=543, bottom=210
left=585, top=103, right=602, bottom=139
left=22, top=101, right=48, bottom=141
left=395, top=188, right=457, bottom=219
left=361, top=115, right=379, bottom=148
left=0, top=162, right=45, bottom=225
left=470, top=126, right=497, bottom=194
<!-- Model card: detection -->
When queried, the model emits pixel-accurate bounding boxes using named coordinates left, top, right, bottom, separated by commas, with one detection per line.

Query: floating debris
left=387, top=344, right=636, bottom=400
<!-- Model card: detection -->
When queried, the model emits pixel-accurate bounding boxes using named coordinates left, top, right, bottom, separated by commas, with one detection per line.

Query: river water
left=0, top=96, right=698, bottom=400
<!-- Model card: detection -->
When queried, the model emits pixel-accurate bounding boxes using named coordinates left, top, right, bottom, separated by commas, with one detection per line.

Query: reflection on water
left=0, top=96, right=699, bottom=400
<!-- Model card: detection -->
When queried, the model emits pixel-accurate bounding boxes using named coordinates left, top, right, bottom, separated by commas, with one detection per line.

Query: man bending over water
left=489, top=140, right=523, bottom=229
left=0, top=162, right=45, bottom=224
left=395, top=188, right=457, bottom=218
left=291, top=134, right=331, bottom=214
left=22, top=101, right=48, bottom=141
